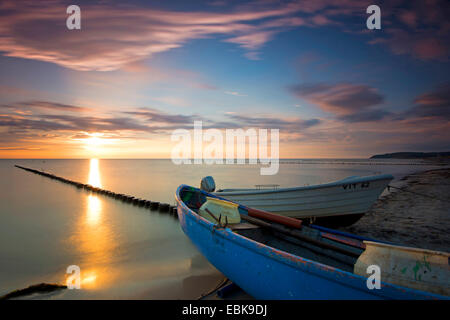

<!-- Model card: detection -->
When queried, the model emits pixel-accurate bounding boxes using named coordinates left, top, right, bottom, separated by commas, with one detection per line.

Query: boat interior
left=180, top=187, right=365, bottom=273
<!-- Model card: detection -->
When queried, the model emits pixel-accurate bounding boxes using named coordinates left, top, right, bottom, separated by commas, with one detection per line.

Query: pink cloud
left=225, top=31, right=274, bottom=50
left=378, top=29, right=449, bottom=60
left=412, top=38, right=448, bottom=60
left=368, top=0, right=450, bottom=60
left=289, top=83, right=384, bottom=115
left=0, top=0, right=307, bottom=71
left=0, top=0, right=448, bottom=73
left=398, top=10, right=418, bottom=28
left=0, top=0, right=370, bottom=71
left=309, top=14, right=333, bottom=26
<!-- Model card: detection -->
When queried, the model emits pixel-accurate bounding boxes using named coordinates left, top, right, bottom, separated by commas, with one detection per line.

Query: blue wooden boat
left=175, top=184, right=449, bottom=300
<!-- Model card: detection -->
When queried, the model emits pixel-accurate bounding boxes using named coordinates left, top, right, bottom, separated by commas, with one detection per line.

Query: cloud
left=243, top=51, right=262, bottom=60
left=290, top=81, right=450, bottom=124
left=6, top=0, right=445, bottom=73
left=2, top=100, right=90, bottom=112
left=407, top=83, right=450, bottom=119
left=337, top=109, right=392, bottom=123
left=0, top=99, right=329, bottom=158
left=0, top=114, right=76, bottom=131
left=124, top=108, right=197, bottom=127
left=224, top=91, right=247, bottom=97
left=1, top=98, right=449, bottom=158
left=0, top=113, right=149, bottom=132
left=151, top=96, right=192, bottom=108
left=225, top=31, right=274, bottom=50
left=289, top=82, right=384, bottom=115
left=0, top=146, right=42, bottom=151
left=373, top=29, right=449, bottom=61
left=226, top=113, right=321, bottom=130
left=0, top=100, right=324, bottom=144
left=1, top=0, right=445, bottom=75
left=0, top=0, right=306, bottom=70
left=367, top=1, right=450, bottom=60
left=0, top=101, right=201, bottom=135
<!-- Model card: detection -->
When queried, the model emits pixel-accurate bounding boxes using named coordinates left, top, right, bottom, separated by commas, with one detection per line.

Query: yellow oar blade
left=199, top=197, right=241, bottom=225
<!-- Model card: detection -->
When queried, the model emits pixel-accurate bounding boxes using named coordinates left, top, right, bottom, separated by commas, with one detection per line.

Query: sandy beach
left=342, top=168, right=450, bottom=252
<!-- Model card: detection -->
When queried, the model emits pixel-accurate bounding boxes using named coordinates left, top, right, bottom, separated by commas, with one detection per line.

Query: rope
left=197, top=277, right=230, bottom=300
left=387, top=184, right=450, bottom=203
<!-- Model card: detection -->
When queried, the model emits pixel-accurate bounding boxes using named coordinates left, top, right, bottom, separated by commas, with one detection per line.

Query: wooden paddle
left=239, top=214, right=361, bottom=258
left=208, top=191, right=303, bottom=229
left=202, top=193, right=360, bottom=259
left=203, top=192, right=363, bottom=256
left=238, top=205, right=303, bottom=229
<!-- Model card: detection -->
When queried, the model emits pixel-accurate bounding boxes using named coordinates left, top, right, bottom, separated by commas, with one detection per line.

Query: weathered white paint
left=214, top=174, right=393, bottom=219
left=355, top=241, right=450, bottom=296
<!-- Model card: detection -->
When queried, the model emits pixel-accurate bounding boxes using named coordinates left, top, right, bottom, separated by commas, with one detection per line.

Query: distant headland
left=370, top=152, right=450, bottom=159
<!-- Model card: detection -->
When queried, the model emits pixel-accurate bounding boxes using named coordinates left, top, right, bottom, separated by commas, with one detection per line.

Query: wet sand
left=342, top=168, right=450, bottom=252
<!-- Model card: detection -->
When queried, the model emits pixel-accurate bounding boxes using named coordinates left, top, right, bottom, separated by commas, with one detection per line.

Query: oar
left=205, top=204, right=359, bottom=260
left=201, top=193, right=360, bottom=258
left=240, top=205, right=365, bottom=251
left=237, top=205, right=302, bottom=229
left=239, top=213, right=361, bottom=258
left=206, top=190, right=365, bottom=252
left=209, top=191, right=303, bottom=229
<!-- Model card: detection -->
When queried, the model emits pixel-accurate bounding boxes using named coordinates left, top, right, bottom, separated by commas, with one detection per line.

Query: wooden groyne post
left=14, top=165, right=178, bottom=218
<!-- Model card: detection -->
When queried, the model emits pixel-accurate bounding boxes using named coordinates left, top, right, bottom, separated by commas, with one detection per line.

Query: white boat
left=201, top=174, right=394, bottom=227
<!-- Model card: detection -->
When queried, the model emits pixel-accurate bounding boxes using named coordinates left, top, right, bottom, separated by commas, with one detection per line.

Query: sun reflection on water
left=87, top=159, right=102, bottom=226
left=87, top=195, right=101, bottom=226
left=68, top=158, right=117, bottom=289
left=88, top=158, right=102, bottom=188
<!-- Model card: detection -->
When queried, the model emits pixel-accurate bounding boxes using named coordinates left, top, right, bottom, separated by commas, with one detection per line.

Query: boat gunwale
left=216, top=191, right=386, bottom=208
left=364, top=241, right=450, bottom=257
left=175, top=184, right=445, bottom=300
left=215, top=174, right=394, bottom=196
left=216, top=186, right=388, bottom=202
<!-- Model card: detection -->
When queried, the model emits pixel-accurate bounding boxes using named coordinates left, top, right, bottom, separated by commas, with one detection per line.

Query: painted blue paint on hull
left=310, top=224, right=390, bottom=243
left=176, top=185, right=448, bottom=300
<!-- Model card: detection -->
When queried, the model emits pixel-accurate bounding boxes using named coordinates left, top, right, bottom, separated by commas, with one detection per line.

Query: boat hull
left=176, top=185, right=446, bottom=300
left=214, top=174, right=393, bottom=221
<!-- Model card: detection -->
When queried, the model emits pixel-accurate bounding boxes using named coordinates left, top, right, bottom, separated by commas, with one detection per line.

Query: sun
left=82, top=133, right=109, bottom=153
left=85, top=136, right=104, bottom=147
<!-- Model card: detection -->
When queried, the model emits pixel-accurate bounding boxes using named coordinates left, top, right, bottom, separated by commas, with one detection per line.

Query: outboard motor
left=200, top=176, right=216, bottom=192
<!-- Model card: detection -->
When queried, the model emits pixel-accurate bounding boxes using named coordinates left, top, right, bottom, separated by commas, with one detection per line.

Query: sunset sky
left=0, top=0, right=449, bottom=159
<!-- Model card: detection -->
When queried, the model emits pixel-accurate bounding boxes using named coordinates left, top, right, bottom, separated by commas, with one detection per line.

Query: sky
left=0, top=0, right=449, bottom=159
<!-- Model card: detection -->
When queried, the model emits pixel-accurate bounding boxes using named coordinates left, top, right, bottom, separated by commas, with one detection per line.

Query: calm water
left=0, top=159, right=445, bottom=299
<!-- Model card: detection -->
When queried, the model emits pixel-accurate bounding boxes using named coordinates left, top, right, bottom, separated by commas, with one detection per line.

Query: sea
left=0, top=158, right=445, bottom=299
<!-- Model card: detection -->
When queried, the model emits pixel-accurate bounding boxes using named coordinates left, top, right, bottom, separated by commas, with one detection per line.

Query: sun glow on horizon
left=86, top=136, right=104, bottom=147
left=80, top=133, right=117, bottom=157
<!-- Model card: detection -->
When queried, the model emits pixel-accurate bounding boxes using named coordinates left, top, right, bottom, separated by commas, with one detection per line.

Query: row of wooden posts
left=14, top=165, right=179, bottom=218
